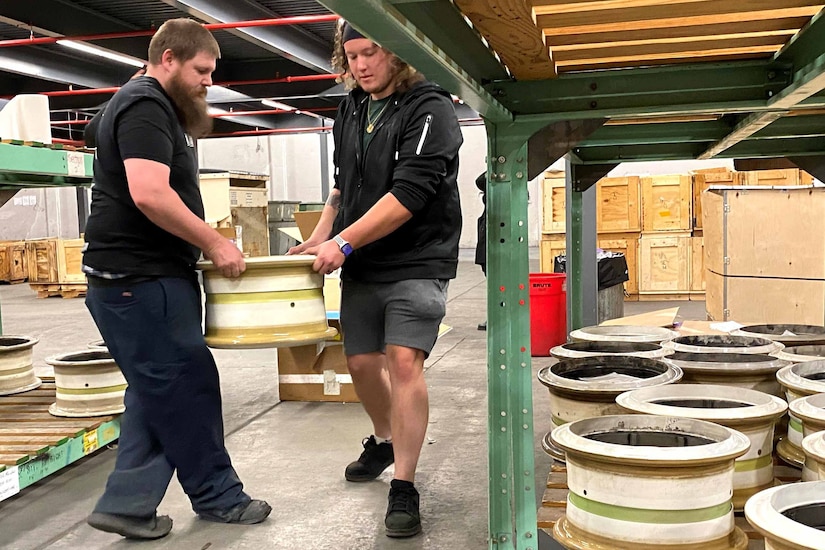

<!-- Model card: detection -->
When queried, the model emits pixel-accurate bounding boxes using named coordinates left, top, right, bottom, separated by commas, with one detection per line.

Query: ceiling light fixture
left=262, top=99, right=296, bottom=111
left=56, top=40, right=145, bottom=68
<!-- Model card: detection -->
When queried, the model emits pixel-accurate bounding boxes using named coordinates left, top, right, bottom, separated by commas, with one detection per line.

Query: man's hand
left=306, top=239, right=345, bottom=274
left=287, top=238, right=321, bottom=255
left=204, top=239, right=246, bottom=278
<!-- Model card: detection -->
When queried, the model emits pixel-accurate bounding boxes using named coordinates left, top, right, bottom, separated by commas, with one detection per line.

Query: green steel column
left=486, top=122, right=536, bottom=550
left=565, top=158, right=598, bottom=331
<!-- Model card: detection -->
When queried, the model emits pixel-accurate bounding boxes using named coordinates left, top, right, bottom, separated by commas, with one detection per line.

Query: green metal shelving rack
left=0, top=143, right=101, bottom=501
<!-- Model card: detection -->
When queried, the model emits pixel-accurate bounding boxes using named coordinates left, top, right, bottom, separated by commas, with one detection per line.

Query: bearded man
left=82, top=18, right=270, bottom=539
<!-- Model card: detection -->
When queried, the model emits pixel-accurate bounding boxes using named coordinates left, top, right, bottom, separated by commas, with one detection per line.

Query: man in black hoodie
left=290, top=20, right=463, bottom=538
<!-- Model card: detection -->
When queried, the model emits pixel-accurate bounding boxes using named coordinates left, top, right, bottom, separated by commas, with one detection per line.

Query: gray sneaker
left=198, top=499, right=272, bottom=525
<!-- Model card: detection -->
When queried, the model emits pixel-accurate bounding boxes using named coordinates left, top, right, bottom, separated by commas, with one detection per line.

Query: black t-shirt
left=83, top=77, right=203, bottom=279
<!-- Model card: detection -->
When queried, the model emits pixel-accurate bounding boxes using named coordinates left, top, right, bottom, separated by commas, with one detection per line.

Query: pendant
left=366, top=123, right=374, bottom=133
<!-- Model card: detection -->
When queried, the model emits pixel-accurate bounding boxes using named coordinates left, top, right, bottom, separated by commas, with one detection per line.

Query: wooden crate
left=706, top=271, right=825, bottom=324
left=0, top=241, right=27, bottom=283
left=596, top=176, right=641, bottom=233
left=690, top=235, right=705, bottom=293
left=199, top=171, right=269, bottom=225
left=276, top=321, right=359, bottom=403
left=703, top=187, right=825, bottom=279
left=25, top=238, right=85, bottom=285
left=599, top=233, right=638, bottom=296
left=539, top=235, right=566, bottom=273
left=692, top=169, right=737, bottom=230
left=641, top=175, right=692, bottom=232
left=541, top=172, right=566, bottom=234
left=737, top=168, right=814, bottom=187
left=639, top=232, right=691, bottom=294
left=231, top=206, right=270, bottom=258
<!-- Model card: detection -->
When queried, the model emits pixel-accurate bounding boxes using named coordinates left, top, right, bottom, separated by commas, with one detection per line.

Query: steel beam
left=393, top=0, right=509, bottom=83
left=698, top=111, right=786, bottom=159
left=484, top=121, right=535, bottom=550
left=699, top=11, right=825, bottom=158
left=720, top=136, right=825, bottom=158
left=582, top=119, right=732, bottom=147
left=527, top=119, right=605, bottom=180
left=575, top=142, right=710, bottom=164
left=315, top=0, right=512, bottom=123
left=565, top=159, right=606, bottom=331
left=788, top=155, right=825, bottom=181
left=492, top=60, right=788, bottom=118
left=159, top=0, right=334, bottom=73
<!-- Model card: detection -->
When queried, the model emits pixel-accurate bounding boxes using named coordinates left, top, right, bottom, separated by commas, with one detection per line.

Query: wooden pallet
left=537, top=459, right=799, bottom=549
left=29, top=282, right=87, bottom=299
left=0, top=379, right=119, bottom=502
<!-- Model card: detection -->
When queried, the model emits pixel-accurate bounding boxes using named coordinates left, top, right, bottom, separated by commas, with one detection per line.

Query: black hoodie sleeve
left=390, top=93, right=463, bottom=214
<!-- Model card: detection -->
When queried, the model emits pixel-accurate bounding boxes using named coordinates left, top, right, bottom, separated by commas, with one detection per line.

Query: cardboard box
left=276, top=320, right=359, bottom=403
left=294, top=210, right=323, bottom=241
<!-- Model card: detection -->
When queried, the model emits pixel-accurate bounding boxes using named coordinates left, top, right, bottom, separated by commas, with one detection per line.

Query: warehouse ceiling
left=321, top=0, right=825, bottom=177
left=0, top=0, right=824, bottom=170
left=0, top=0, right=352, bottom=142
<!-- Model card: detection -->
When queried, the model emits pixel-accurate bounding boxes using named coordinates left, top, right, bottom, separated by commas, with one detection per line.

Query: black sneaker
left=385, top=480, right=421, bottom=538
left=345, top=436, right=394, bottom=482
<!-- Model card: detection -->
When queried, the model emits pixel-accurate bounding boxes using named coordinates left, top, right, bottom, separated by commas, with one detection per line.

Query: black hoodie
left=332, top=80, right=463, bottom=283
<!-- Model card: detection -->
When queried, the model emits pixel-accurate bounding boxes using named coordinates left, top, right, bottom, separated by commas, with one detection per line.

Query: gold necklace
left=366, top=97, right=391, bottom=134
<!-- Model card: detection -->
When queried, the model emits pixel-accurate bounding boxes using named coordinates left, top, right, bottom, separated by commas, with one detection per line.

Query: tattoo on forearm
left=326, top=191, right=341, bottom=209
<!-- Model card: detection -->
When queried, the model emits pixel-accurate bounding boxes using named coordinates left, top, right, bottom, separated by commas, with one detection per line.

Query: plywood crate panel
left=690, top=235, right=705, bottom=292
left=599, top=233, right=638, bottom=296
left=737, top=168, right=813, bottom=187
left=541, top=173, right=566, bottom=234
left=703, top=187, right=825, bottom=279
left=0, top=241, right=27, bottom=283
left=539, top=235, right=566, bottom=273
left=706, top=271, right=825, bottom=324
left=639, top=232, right=691, bottom=294
left=692, top=169, right=737, bottom=230
left=25, top=238, right=85, bottom=285
left=642, top=175, right=692, bottom=232
left=597, top=176, right=641, bottom=233
left=231, top=206, right=270, bottom=258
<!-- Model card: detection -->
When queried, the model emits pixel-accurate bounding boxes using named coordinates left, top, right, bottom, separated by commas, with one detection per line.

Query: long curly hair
left=331, top=20, right=424, bottom=93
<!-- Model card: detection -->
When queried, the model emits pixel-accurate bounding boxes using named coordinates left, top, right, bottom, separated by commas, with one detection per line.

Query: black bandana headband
left=342, top=22, right=366, bottom=44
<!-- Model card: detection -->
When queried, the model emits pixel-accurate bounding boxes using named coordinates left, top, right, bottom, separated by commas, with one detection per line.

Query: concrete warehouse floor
left=0, top=249, right=706, bottom=550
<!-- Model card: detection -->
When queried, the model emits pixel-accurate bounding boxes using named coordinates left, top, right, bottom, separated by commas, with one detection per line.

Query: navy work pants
left=85, top=276, right=249, bottom=518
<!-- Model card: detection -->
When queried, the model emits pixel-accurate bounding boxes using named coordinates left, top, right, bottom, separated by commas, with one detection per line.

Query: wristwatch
left=333, top=234, right=353, bottom=257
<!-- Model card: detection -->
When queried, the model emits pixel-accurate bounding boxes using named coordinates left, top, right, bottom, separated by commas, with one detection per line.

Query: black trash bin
left=553, top=252, right=629, bottom=323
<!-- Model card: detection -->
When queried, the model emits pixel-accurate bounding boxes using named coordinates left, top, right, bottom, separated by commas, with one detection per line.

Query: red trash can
left=529, top=273, right=567, bottom=356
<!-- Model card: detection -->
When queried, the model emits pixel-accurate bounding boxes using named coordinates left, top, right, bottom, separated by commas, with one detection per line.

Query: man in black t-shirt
left=82, top=19, right=270, bottom=540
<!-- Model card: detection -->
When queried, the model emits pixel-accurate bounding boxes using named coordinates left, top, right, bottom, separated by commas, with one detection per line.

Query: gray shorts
left=340, top=278, right=448, bottom=357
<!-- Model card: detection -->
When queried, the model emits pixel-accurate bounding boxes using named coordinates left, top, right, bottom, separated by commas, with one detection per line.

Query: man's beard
left=166, top=73, right=213, bottom=139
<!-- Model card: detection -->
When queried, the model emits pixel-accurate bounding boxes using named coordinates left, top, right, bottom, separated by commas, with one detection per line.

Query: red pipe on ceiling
left=210, top=107, right=338, bottom=118
left=207, top=126, right=333, bottom=138
left=21, top=73, right=338, bottom=98
left=0, top=14, right=341, bottom=48
left=214, top=74, right=338, bottom=86
left=52, top=138, right=86, bottom=147
left=50, top=119, right=91, bottom=125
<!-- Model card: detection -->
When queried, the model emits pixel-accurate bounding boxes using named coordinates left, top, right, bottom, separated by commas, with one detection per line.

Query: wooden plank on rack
left=454, top=0, right=556, bottom=80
